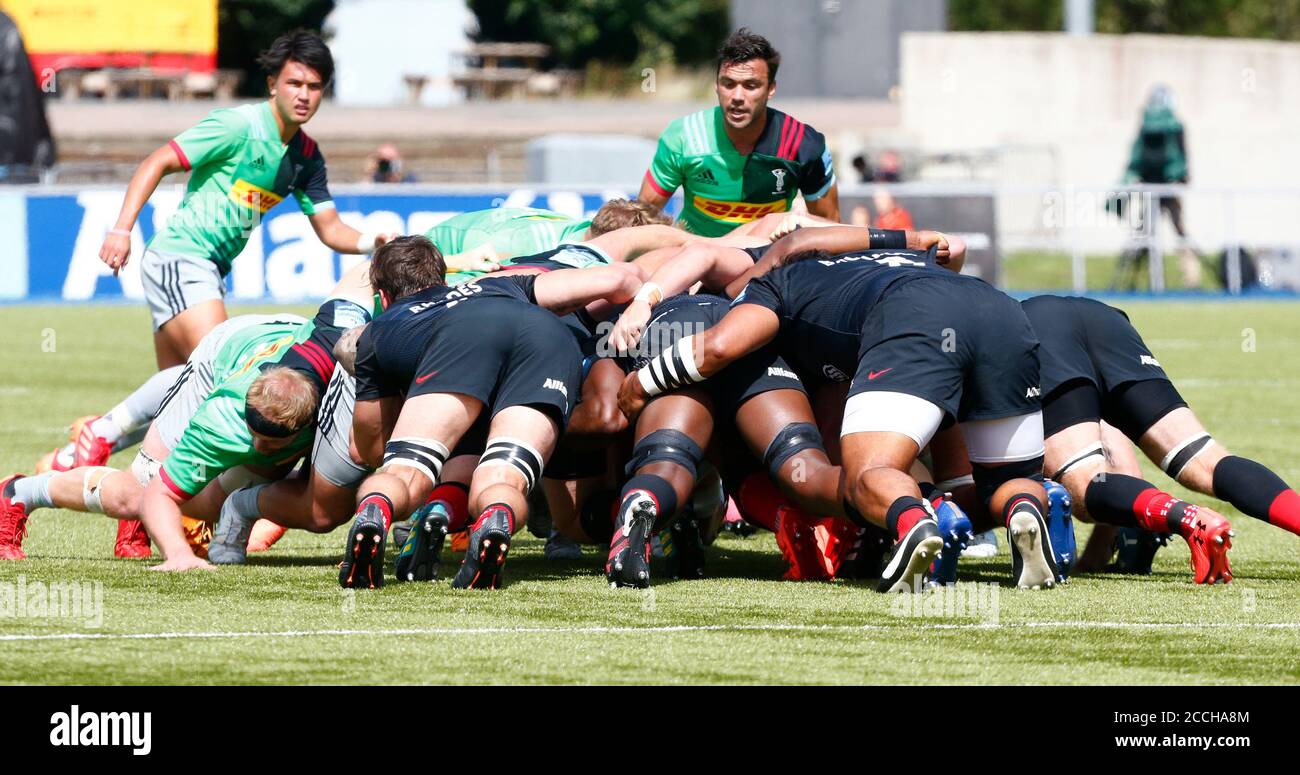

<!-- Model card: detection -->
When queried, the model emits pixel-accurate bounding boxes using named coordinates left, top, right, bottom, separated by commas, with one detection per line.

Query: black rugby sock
left=619, top=475, right=679, bottom=532
left=1213, top=456, right=1300, bottom=536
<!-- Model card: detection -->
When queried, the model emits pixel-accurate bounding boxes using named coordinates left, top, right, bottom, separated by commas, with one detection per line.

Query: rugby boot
left=451, top=505, right=513, bottom=590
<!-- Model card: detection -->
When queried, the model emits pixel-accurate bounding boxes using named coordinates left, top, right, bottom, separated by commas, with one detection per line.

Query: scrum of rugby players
left=7, top=30, right=1300, bottom=594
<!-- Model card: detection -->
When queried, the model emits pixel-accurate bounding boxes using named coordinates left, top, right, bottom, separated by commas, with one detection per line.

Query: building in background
left=326, top=0, right=471, bottom=107
left=730, top=0, right=945, bottom=98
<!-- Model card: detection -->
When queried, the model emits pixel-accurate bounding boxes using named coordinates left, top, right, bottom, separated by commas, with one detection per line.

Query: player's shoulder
left=661, top=107, right=720, bottom=156
left=753, top=108, right=825, bottom=163
left=290, top=128, right=325, bottom=163
left=205, top=103, right=263, bottom=134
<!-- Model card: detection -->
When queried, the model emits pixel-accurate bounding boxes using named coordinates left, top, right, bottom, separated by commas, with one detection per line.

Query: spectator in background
left=872, top=189, right=914, bottom=230
left=851, top=154, right=873, bottom=183
left=874, top=149, right=902, bottom=182
left=1124, top=84, right=1199, bottom=287
left=367, top=143, right=417, bottom=183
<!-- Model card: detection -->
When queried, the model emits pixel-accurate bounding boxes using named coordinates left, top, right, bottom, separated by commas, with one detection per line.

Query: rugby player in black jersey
left=339, top=236, right=644, bottom=590
left=1022, top=296, right=1300, bottom=583
left=619, top=226, right=1057, bottom=593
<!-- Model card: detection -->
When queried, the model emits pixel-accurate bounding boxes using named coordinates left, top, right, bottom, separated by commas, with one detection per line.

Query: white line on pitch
left=1, top=621, right=1298, bottom=643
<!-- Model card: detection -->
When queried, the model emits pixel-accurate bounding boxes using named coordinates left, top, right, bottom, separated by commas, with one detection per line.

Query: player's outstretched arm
left=584, top=224, right=700, bottom=263
left=805, top=182, right=841, bottom=221
left=352, top=397, right=400, bottom=469
left=99, top=144, right=187, bottom=273
left=308, top=209, right=398, bottom=256
left=532, top=263, right=643, bottom=316
left=609, top=242, right=755, bottom=352
left=617, top=304, right=780, bottom=419
left=141, top=479, right=214, bottom=571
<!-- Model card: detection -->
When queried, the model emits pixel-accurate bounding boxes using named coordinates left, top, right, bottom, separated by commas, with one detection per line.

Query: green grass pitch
left=1, top=301, right=1298, bottom=685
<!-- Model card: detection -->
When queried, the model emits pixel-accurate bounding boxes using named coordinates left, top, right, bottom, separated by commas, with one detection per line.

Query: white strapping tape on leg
left=130, top=450, right=162, bottom=488
left=81, top=467, right=116, bottom=513
left=1051, top=442, right=1105, bottom=481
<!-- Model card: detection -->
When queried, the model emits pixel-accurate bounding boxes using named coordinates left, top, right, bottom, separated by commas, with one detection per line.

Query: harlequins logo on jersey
left=771, top=168, right=786, bottom=194
left=693, top=169, right=718, bottom=185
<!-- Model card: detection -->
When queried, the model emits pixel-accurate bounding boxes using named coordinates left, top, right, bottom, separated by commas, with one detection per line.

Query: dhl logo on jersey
left=691, top=195, right=789, bottom=223
left=229, top=179, right=284, bottom=214
left=229, top=335, right=296, bottom=379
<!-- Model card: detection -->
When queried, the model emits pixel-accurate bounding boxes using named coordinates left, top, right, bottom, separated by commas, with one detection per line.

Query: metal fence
left=840, top=182, right=1300, bottom=295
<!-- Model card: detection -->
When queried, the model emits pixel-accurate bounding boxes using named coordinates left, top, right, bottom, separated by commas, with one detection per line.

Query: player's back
left=427, top=207, right=589, bottom=257
left=741, top=246, right=951, bottom=333
left=362, top=275, right=538, bottom=389
left=734, top=246, right=968, bottom=380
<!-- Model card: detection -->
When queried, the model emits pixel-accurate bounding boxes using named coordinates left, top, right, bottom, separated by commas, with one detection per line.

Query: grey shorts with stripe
left=141, top=249, right=227, bottom=330
left=312, top=364, right=367, bottom=488
left=154, top=314, right=308, bottom=450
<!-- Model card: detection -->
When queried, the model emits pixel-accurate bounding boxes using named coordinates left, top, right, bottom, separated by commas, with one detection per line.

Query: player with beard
left=638, top=29, right=839, bottom=235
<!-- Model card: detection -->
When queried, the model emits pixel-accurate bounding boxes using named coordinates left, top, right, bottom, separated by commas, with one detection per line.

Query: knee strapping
left=130, top=450, right=162, bottom=488
left=478, top=438, right=545, bottom=493
left=1051, top=442, right=1105, bottom=481
left=81, top=467, right=116, bottom=513
left=382, top=437, right=450, bottom=484
left=1160, top=433, right=1213, bottom=478
left=625, top=429, right=704, bottom=479
left=762, top=422, right=824, bottom=480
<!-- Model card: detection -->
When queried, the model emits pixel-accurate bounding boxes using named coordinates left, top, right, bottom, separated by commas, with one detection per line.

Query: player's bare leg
left=1046, top=418, right=1232, bottom=584
left=607, top=390, right=713, bottom=588
left=452, top=405, right=562, bottom=590
left=155, top=299, right=227, bottom=369
left=540, top=358, right=627, bottom=554
left=1140, top=406, right=1300, bottom=537
left=734, top=388, right=843, bottom=516
left=840, top=430, right=943, bottom=592
left=341, top=393, right=481, bottom=589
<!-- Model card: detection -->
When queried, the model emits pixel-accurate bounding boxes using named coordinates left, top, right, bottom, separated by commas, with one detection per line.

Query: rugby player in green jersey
left=96, top=30, right=400, bottom=371
left=431, top=198, right=672, bottom=285
left=82, top=31, right=398, bottom=557
left=1, top=318, right=321, bottom=569
left=637, top=29, right=840, bottom=236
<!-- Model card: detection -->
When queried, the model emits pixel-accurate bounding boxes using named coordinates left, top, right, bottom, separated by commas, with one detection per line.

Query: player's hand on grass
left=99, top=230, right=133, bottom=274
left=149, top=555, right=217, bottom=572
left=617, top=371, right=649, bottom=421
left=609, top=301, right=651, bottom=353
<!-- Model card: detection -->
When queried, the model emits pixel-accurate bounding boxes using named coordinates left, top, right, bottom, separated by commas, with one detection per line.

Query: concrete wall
left=899, top=33, right=1300, bottom=251
left=731, top=0, right=946, bottom=98
left=326, top=0, right=472, bottom=107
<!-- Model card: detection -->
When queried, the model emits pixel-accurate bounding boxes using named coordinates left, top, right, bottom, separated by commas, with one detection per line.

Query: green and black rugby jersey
left=644, top=105, right=835, bottom=236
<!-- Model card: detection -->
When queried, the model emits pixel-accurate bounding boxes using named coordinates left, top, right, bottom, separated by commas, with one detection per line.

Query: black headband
left=244, top=403, right=309, bottom=439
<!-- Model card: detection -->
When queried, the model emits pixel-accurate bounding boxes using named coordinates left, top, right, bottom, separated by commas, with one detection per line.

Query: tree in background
left=219, top=0, right=337, bottom=96
left=951, top=0, right=1300, bottom=40
left=468, top=0, right=728, bottom=73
